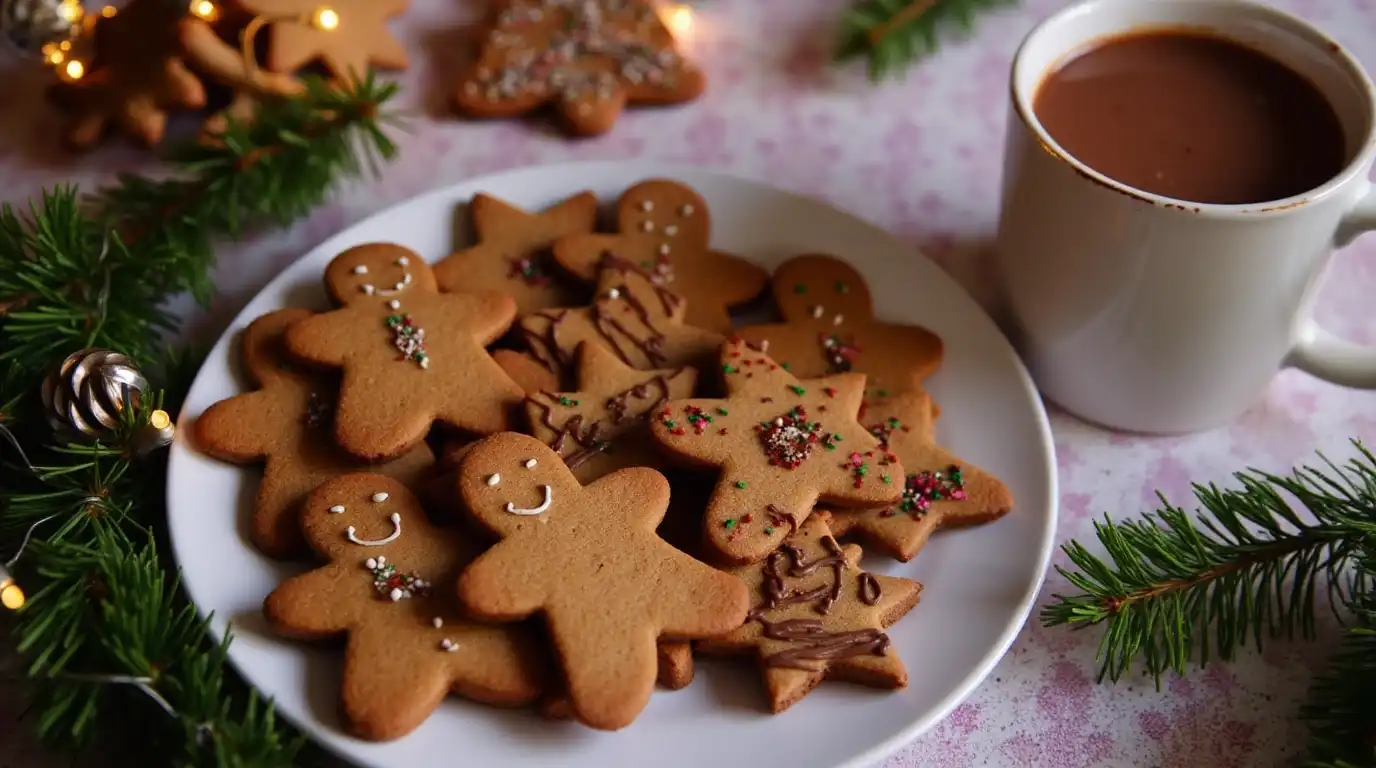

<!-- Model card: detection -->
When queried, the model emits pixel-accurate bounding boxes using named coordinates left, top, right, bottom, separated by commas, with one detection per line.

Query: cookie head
left=325, top=244, right=438, bottom=306
left=299, top=474, right=428, bottom=561
left=616, top=180, right=710, bottom=248
left=458, top=433, right=583, bottom=536
left=772, top=255, right=874, bottom=325
left=240, top=307, right=313, bottom=386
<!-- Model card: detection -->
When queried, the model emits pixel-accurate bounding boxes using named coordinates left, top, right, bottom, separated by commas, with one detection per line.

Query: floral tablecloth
left=3, top=0, right=1375, bottom=765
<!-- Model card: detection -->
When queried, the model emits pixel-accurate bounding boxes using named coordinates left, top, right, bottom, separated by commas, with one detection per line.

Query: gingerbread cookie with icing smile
left=263, top=474, right=546, bottom=741
left=284, top=243, right=525, bottom=461
left=553, top=180, right=770, bottom=334
left=456, top=432, right=749, bottom=731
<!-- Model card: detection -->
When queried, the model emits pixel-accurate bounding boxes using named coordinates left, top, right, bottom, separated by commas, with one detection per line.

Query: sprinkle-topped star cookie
left=649, top=339, right=906, bottom=565
left=525, top=342, right=698, bottom=483
left=452, top=0, right=704, bottom=136
left=235, top=0, right=409, bottom=81
left=48, top=0, right=207, bottom=148
left=433, top=192, right=598, bottom=316
left=195, top=309, right=435, bottom=558
left=456, top=433, right=749, bottom=730
left=697, top=512, right=922, bottom=713
left=264, top=475, right=546, bottom=741
left=735, top=254, right=944, bottom=396
left=826, top=391, right=1014, bottom=562
left=553, top=180, right=770, bottom=334
left=284, top=243, right=525, bottom=461
left=518, top=254, right=724, bottom=383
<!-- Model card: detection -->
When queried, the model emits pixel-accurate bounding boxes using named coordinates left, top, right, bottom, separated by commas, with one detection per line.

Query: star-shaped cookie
left=825, top=390, right=1014, bottom=562
left=524, top=341, right=698, bottom=483
left=235, top=0, right=409, bottom=81
left=264, top=475, right=546, bottom=741
left=456, top=433, right=749, bottom=730
left=735, top=254, right=944, bottom=396
left=518, top=254, right=724, bottom=384
left=195, top=308, right=435, bottom=559
left=283, top=243, right=525, bottom=461
left=48, top=0, right=207, bottom=148
left=697, top=512, right=922, bottom=713
left=452, top=0, right=704, bottom=136
left=649, top=339, right=905, bottom=565
left=553, top=180, right=769, bottom=333
left=433, top=192, right=598, bottom=317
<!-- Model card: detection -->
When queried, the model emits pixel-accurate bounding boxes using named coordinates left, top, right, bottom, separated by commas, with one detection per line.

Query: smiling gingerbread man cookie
left=264, top=474, right=546, bottom=741
left=284, top=243, right=525, bottom=461
left=735, top=254, right=944, bottom=396
left=553, top=180, right=770, bottom=334
left=194, top=308, right=434, bottom=558
left=455, top=432, right=749, bottom=731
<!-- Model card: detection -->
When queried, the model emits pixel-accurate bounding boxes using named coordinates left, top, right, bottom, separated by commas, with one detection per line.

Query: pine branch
left=835, top=0, right=1018, bottom=81
left=1041, top=443, right=1376, bottom=686
left=1302, top=553, right=1376, bottom=767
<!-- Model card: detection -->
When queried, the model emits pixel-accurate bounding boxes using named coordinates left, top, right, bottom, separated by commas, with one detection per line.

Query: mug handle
left=1286, top=184, right=1376, bottom=388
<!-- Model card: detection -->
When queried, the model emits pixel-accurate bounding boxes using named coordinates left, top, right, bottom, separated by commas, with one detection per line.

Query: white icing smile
left=347, top=513, right=402, bottom=546
left=359, top=262, right=414, bottom=297
left=505, top=485, right=552, bottom=516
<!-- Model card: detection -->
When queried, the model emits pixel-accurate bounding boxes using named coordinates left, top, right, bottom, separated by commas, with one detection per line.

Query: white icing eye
left=352, top=265, right=368, bottom=275
left=833, top=314, right=844, bottom=326
left=388, top=300, right=400, bottom=309
left=328, top=505, right=345, bottom=514
left=680, top=204, right=694, bottom=216
left=361, top=284, right=375, bottom=295
left=372, top=492, right=389, bottom=502
left=432, top=617, right=444, bottom=628
left=664, top=225, right=679, bottom=236
left=811, top=305, right=824, bottom=319
left=641, top=220, right=655, bottom=232
left=524, top=458, right=537, bottom=469
left=639, top=200, right=654, bottom=212
left=397, top=256, right=410, bottom=266
left=487, top=473, right=501, bottom=486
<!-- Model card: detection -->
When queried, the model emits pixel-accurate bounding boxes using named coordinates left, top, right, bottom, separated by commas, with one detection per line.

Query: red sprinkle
left=719, top=428, right=729, bottom=435
left=742, top=514, right=753, bottom=523
left=671, top=427, right=686, bottom=436
left=823, top=387, right=838, bottom=398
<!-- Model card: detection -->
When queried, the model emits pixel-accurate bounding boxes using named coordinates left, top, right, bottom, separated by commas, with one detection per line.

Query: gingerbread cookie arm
left=552, top=234, right=627, bottom=282
left=283, top=311, right=357, bottom=369
left=493, top=350, right=560, bottom=395
left=582, top=466, right=671, bottom=531
left=472, top=191, right=598, bottom=242
left=264, top=568, right=364, bottom=638
left=194, top=391, right=278, bottom=461
left=708, top=251, right=772, bottom=307
left=550, top=612, right=659, bottom=731
left=333, top=367, right=436, bottom=461
left=457, top=542, right=550, bottom=621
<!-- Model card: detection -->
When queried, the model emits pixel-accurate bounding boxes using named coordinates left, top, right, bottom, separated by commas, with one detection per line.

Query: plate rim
left=166, top=159, right=1060, bottom=768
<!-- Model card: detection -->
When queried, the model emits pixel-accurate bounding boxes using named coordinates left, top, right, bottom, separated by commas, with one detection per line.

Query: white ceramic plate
left=167, top=162, right=1058, bottom=768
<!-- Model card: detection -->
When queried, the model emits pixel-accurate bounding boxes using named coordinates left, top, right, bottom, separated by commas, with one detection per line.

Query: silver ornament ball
left=41, top=348, right=150, bottom=441
left=1, top=0, right=83, bottom=58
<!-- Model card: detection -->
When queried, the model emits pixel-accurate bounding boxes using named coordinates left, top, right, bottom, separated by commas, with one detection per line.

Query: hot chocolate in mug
left=995, top=0, right=1376, bottom=433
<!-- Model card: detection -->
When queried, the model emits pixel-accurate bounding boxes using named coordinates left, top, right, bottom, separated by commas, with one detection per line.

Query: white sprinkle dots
left=439, top=638, right=459, bottom=652
left=774, top=417, right=785, bottom=426
left=639, top=200, right=654, bottom=212
left=811, top=305, right=824, bottom=319
left=372, top=492, right=390, bottom=503
left=760, top=339, right=771, bottom=352
left=361, top=284, right=375, bottom=295
left=352, top=265, right=368, bottom=275
left=397, top=256, right=410, bottom=266
left=664, top=225, right=679, bottom=236
left=524, top=458, right=537, bottom=469
left=390, top=588, right=404, bottom=602
left=329, top=505, right=345, bottom=514
left=388, top=299, right=401, bottom=309
left=833, top=314, right=844, bottom=326
left=640, top=220, right=655, bottom=232
left=365, top=557, right=380, bottom=569
left=487, top=473, right=502, bottom=486
left=606, top=287, right=621, bottom=300
left=432, top=617, right=444, bottom=629
left=658, top=243, right=671, bottom=256
left=680, top=204, right=695, bottom=216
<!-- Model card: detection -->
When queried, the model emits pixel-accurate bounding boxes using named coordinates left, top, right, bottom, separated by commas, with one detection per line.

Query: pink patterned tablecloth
left=3, top=0, right=1375, bottom=765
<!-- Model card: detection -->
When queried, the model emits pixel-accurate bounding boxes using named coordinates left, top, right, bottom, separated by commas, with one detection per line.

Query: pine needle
left=835, top=0, right=1018, bottom=81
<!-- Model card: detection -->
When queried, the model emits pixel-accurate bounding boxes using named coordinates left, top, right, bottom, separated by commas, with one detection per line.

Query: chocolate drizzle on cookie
left=528, top=368, right=689, bottom=469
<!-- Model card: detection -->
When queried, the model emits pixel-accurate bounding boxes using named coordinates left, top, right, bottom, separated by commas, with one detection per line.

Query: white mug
left=994, top=0, right=1376, bottom=434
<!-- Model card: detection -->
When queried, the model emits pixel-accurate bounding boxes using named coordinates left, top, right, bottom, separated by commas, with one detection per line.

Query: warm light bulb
left=100, top=5, right=116, bottom=17
left=663, top=4, right=694, bottom=39
left=150, top=409, right=171, bottom=430
left=57, top=0, right=84, bottom=24
left=311, top=6, right=340, bottom=31
left=63, top=60, right=85, bottom=81
left=47, top=50, right=64, bottom=65
left=190, top=0, right=218, bottom=20
left=59, top=40, right=72, bottom=51
left=0, top=580, right=22, bottom=611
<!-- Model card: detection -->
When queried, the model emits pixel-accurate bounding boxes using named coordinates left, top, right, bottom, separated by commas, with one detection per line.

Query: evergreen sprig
left=835, top=0, right=1017, bottom=81
left=0, top=73, right=398, bottom=766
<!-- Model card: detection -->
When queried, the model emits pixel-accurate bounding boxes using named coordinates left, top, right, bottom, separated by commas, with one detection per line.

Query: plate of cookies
left=167, top=162, right=1057, bottom=768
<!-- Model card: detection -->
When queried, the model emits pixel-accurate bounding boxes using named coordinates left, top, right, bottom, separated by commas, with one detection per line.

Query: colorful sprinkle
left=834, top=281, right=850, bottom=294
left=724, top=518, right=737, bottom=529
left=716, top=407, right=729, bottom=416
left=364, top=556, right=430, bottom=601
left=893, top=466, right=967, bottom=516
left=789, top=385, right=806, bottom=396
left=820, top=333, right=860, bottom=374
left=735, top=480, right=748, bottom=489
left=387, top=314, right=429, bottom=370
left=682, top=405, right=713, bottom=434
left=507, top=256, right=551, bottom=286
left=756, top=407, right=821, bottom=469
left=723, top=364, right=738, bottom=374
left=558, top=396, right=580, bottom=407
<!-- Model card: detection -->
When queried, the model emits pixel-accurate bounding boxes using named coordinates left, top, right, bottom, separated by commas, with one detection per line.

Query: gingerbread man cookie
left=649, top=339, right=906, bottom=565
left=234, top=0, right=409, bottom=81
left=697, top=512, right=922, bottom=713
left=524, top=342, right=698, bottom=483
left=735, top=254, right=944, bottom=396
left=455, top=432, right=749, bottom=730
left=284, top=243, right=525, bottom=461
left=826, top=391, right=1013, bottom=562
left=264, top=474, right=546, bottom=741
left=452, top=0, right=704, bottom=136
left=48, top=0, right=207, bottom=148
left=518, top=254, right=723, bottom=384
left=553, top=180, right=770, bottom=333
left=195, top=308, right=435, bottom=558
left=433, top=192, right=598, bottom=317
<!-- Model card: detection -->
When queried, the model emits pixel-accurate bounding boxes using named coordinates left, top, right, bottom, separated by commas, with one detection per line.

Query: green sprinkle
left=722, top=364, right=738, bottom=373
left=835, top=281, right=850, bottom=294
left=792, top=283, right=807, bottom=294
left=558, top=396, right=579, bottom=407
left=824, top=442, right=837, bottom=451
left=789, top=385, right=806, bottom=396
left=882, top=474, right=892, bottom=484
left=831, top=435, right=842, bottom=442
left=735, top=480, right=748, bottom=489
left=781, top=362, right=790, bottom=370
left=716, top=407, right=729, bottom=416
left=665, top=419, right=678, bottom=428
left=877, top=389, right=889, bottom=397
left=724, top=519, right=736, bottom=529
left=764, top=527, right=775, bottom=535
left=888, top=418, right=901, bottom=428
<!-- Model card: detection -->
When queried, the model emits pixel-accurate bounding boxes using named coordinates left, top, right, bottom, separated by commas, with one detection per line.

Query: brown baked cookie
left=48, top=0, right=207, bottom=149
left=697, top=511, right=921, bottom=713
left=826, top=391, right=1014, bottom=562
left=452, top=0, right=704, bottom=136
left=524, top=341, right=697, bottom=483
left=553, top=180, right=769, bottom=333
left=518, top=254, right=723, bottom=383
left=649, top=339, right=905, bottom=565
left=455, top=432, right=749, bottom=730
left=735, top=254, right=944, bottom=396
left=233, top=0, right=409, bottom=81
left=263, top=474, right=546, bottom=741
left=493, top=349, right=560, bottom=395
left=539, top=641, right=696, bottom=721
left=195, top=308, right=435, bottom=558
left=178, top=15, right=305, bottom=140
left=284, top=243, right=525, bottom=461
left=433, top=192, right=597, bottom=316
